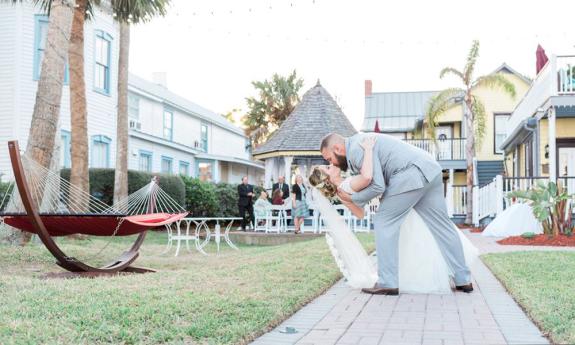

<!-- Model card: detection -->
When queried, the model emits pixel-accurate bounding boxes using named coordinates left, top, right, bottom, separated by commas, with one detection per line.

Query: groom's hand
left=337, top=189, right=352, bottom=203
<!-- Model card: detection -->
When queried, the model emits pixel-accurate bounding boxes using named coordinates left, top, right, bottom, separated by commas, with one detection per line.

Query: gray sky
left=129, top=0, right=574, bottom=129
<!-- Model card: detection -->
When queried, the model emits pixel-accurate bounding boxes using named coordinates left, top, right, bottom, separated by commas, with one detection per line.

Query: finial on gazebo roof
left=316, top=79, right=321, bottom=86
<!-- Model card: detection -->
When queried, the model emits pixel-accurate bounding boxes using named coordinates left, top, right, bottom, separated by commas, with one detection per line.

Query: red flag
left=374, top=120, right=381, bottom=133
left=536, top=44, right=549, bottom=75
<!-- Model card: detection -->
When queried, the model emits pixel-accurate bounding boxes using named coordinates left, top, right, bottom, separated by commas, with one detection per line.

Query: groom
left=320, top=132, right=472, bottom=295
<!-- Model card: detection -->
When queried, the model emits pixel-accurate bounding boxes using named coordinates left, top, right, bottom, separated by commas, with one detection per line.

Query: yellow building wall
left=538, top=118, right=575, bottom=176
left=472, top=73, right=531, bottom=161
left=453, top=172, right=467, bottom=185
left=518, top=143, right=526, bottom=177
left=439, top=103, right=464, bottom=124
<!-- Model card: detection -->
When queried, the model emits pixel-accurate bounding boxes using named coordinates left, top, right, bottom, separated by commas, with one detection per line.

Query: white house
left=0, top=1, right=263, bottom=185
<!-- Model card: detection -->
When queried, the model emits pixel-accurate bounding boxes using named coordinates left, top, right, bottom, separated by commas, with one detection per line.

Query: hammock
left=0, top=140, right=188, bottom=274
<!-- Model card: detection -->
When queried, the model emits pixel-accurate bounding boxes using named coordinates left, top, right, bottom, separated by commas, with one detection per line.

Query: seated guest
left=272, top=176, right=290, bottom=201
left=272, top=189, right=284, bottom=205
left=254, top=191, right=272, bottom=225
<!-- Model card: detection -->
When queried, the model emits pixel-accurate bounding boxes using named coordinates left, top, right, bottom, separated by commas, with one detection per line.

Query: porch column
left=548, top=107, right=557, bottom=183
left=264, top=158, right=275, bottom=190
left=213, top=160, right=221, bottom=183
left=284, top=156, right=293, bottom=184
left=446, top=169, right=454, bottom=217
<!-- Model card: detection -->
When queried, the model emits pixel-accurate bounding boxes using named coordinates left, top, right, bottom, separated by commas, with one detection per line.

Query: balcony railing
left=403, top=138, right=466, bottom=161
left=507, top=55, right=575, bottom=136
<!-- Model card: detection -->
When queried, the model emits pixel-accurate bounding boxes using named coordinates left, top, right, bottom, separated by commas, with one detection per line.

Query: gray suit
left=346, top=133, right=470, bottom=288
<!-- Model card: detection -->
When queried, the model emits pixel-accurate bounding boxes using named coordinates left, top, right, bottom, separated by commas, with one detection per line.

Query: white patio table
left=163, top=217, right=241, bottom=256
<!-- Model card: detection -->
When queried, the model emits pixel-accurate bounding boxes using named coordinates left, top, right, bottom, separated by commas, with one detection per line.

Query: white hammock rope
left=0, top=152, right=187, bottom=259
left=0, top=153, right=186, bottom=216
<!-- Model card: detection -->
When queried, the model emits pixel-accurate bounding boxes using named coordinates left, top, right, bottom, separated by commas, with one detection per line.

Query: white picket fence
left=471, top=175, right=575, bottom=226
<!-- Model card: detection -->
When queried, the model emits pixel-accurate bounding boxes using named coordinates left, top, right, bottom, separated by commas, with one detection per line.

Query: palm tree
left=68, top=0, right=99, bottom=212
left=13, top=0, right=75, bottom=244
left=243, top=70, right=304, bottom=146
left=112, top=0, right=170, bottom=206
left=426, top=40, right=516, bottom=224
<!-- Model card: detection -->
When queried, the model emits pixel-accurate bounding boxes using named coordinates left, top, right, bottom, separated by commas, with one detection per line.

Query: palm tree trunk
left=69, top=0, right=90, bottom=212
left=22, top=0, right=74, bottom=245
left=113, top=22, right=130, bottom=207
left=464, top=98, right=475, bottom=225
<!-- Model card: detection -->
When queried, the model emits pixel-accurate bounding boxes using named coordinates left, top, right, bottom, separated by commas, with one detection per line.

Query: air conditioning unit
left=129, top=119, right=141, bottom=131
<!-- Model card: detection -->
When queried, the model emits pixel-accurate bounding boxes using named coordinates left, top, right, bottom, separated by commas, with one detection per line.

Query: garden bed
left=497, top=234, right=575, bottom=247
left=456, top=224, right=483, bottom=233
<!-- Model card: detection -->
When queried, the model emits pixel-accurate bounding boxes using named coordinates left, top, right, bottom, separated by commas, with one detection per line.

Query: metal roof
left=362, top=91, right=438, bottom=132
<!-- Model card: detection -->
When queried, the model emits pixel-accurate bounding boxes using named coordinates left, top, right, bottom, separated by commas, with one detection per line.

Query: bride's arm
left=340, top=199, right=365, bottom=219
left=349, top=136, right=376, bottom=192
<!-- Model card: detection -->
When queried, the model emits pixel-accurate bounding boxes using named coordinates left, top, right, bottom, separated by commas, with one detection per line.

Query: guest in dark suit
left=237, top=176, right=255, bottom=231
left=272, top=176, right=290, bottom=200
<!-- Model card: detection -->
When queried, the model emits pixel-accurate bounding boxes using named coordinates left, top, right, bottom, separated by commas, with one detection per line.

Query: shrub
left=60, top=169, right=185, bottom=208
left=508, top=181, right=574, bottom=237
left=521, top=232, right=536, bottom=239
left=214, top=182, right=239, bottom=217
left=182, top=176, right=218, bottom=217
left=0, top=181, right=13, bottom=212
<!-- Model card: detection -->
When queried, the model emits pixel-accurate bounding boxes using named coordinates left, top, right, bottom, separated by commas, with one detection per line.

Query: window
left=494, top=113, right=511, bottom=154
left=163, top=109, right=173, bottom=140
left=94, top=30, right=112, bottom=95
left=179, top=161, right=190, bottom=176
left=91, top=135, right=111, bottom=168
left=139, top=151, right=152, bottom=172
left=34, top=15, right=68, bottom=83
left=201, top=124, right=208, bottom=152
left=128, top=94, right=139, bottom=119
left=60, top=130, right=71, bottom=168
left=197, top=160, right=213, bottom=182
left=161, top=156, right=173, bottom=174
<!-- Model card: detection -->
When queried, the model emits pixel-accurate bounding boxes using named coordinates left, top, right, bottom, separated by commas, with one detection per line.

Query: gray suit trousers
left=373, top=167, right=471, bottom=288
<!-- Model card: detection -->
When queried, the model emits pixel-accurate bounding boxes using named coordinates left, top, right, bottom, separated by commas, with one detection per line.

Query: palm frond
left=463, top=40, right=480, bottom=85
left=439, top=67, right=464, bottom=81
left=111, top=0, right=171, bottom=23
left=471, top=95, right=486, bottom=150
left=425, top=88, right=464, bottom=140
left=474, top=74, right=517, bottom=99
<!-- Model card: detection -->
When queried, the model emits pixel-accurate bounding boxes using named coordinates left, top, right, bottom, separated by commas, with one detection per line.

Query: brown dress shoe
left=455, top=283, right=474, bottom=293
left=361, top=284, right=399, bottom=295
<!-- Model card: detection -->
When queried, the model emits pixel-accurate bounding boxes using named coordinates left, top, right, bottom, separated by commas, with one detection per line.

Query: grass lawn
left=483, top=251, right=575, bottom=344
left=0, top=231, right=374, bottom=345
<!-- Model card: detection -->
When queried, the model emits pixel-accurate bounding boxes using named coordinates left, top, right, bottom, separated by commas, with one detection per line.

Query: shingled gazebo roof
left=252, top=81, right=357, bottom=158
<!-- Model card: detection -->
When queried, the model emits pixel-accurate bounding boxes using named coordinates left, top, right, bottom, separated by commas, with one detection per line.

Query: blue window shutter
left=94, top=30, right=113, bottom=95
left=34, top=15, right=69, bottom=84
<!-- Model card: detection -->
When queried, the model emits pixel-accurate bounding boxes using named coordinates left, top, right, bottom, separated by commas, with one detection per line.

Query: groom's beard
left=334, top=153, right=348, bottom=172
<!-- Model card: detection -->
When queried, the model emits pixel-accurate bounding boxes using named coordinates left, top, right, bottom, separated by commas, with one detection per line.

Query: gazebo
left=252, top=81, right=357, bottom=189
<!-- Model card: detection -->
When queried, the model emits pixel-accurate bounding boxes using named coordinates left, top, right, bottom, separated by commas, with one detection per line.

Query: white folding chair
left=267, top=205, right=286, bottom=233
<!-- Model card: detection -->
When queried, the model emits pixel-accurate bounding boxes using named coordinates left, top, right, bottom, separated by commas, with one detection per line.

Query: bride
left=309, top=137, right=477, bottom=294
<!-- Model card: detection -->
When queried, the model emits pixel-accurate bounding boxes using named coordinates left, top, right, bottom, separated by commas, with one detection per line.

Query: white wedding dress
left=314, top=183, right=478, bottom=294
left=482, top=203, right=543, bottom=237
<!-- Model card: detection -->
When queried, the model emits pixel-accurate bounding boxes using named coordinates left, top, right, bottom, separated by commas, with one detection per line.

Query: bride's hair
left=309, top=167, right=338, bottom=199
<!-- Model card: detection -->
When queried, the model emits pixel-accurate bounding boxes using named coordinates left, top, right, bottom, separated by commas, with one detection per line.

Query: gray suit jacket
left=346, top=133, right=441, bottom=207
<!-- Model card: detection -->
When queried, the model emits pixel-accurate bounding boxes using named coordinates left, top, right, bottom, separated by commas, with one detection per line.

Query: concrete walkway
left=251, top=231, right=557, bottom=345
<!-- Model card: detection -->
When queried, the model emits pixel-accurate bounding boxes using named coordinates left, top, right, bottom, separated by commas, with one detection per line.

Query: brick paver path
left=252, top=231, right=555, bottom=345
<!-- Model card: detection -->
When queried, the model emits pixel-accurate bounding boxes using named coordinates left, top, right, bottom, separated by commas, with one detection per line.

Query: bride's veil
left=311, top=188, right=377, bottom=288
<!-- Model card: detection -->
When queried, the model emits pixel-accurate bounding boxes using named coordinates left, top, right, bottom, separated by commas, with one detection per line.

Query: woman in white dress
left=309, top=137, right=477, bottom=294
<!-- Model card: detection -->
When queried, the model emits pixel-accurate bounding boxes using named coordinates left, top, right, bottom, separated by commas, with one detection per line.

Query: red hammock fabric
left=3, top=212, right=187, bottom=237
